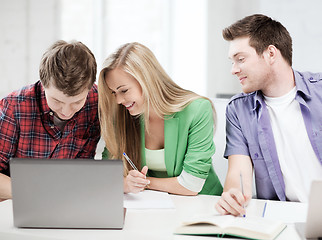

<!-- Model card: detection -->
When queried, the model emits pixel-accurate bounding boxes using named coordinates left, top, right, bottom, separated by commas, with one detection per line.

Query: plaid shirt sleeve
left=76, top=113, right=100, bottom=159
left=0, top=98, right=19, bottom=173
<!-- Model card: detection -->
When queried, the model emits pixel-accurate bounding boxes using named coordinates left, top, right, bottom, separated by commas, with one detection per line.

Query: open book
left=175, top=214, right=287, bottom=240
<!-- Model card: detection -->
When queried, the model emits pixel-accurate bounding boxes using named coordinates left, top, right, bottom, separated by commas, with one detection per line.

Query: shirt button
left=50, top=126, right=55, bottom=129
left=49, top=112, right=54, bottom=116
left=255, top=153, right=259, bottom=158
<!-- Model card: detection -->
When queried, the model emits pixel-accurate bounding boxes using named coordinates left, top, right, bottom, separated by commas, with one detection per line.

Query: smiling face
left=105, top=68, right=144, bottom=116
left=44, top=84, right=89, bottom=120
left=228, top=37, right=271, bottom=93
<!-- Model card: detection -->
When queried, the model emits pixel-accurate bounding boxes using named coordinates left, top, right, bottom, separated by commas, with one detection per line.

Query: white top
left=145, top=148, right=205, bottom=192
left=145, top=148, right=166, bottom=171
left=264, top=87, right=322, bottom=202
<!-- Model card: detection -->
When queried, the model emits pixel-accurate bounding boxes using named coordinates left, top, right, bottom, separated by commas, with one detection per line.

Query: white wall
left=0, top=0, right=59, bottom=98
left=258, top=0, right=322, bottom=73
left=169, top=0, right=208, bottom=96
left=1, top=0, right=322, bottom=98
left=206, top=0, right=259, bottom=98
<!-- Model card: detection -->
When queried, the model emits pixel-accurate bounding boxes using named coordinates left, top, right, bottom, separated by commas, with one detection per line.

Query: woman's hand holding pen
left=124, top=166, right=150, bottom=193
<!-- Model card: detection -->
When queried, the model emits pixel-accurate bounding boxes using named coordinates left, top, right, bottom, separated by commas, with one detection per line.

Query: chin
left=242, top=86, right=255, bottom=94
left=57, top=114, right=74, bottom=120
left=129, top=111, right=140, bottom=116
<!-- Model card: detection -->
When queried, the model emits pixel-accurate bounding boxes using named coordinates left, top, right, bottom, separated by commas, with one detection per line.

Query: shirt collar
left=293, top=70, right=312, bottom=101
left=252, top=90, right=265, bottom=112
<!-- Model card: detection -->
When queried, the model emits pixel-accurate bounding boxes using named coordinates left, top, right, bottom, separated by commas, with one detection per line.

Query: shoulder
left=295, top=70, right=322, bottom=87
left=83, top=84, right=98, bottom=109
left=1, top=83, right=38, bottom=107
left=228, top=91, right=256, bottom=104
left=173, top=98, right=214, bottom=126
left=78, top=84, right=98, bottom=121
left=181, top=98, right=212, bottom=113
left=294, top=70, right=322, bottom=101
left=226, top=91, right=257, bottom=113
left=296, top=70, right=322, bottom=82
left=86, top=84, right=98, bottom=101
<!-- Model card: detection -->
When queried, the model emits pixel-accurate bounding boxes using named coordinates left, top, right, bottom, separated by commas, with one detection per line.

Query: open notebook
left=175, top=214, right=286, bottom=240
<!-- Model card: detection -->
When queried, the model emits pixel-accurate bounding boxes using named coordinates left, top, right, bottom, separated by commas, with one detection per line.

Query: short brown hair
left=223, top=14, right=293, bottom=66
left=39, top=40, right=97, bottom=96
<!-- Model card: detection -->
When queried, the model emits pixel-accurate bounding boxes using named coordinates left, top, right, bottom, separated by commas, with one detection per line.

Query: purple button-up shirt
left=224, top=70, right=322, bottom=200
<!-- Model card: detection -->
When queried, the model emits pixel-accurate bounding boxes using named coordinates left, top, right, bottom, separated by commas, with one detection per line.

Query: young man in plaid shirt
left=0, top=40, right=100, bottom=200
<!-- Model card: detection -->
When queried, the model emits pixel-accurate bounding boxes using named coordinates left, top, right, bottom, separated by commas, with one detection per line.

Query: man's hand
left=215, top=188, right=251, bottom=216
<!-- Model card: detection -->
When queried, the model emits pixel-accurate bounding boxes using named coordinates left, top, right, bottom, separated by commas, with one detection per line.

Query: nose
left=231, top=63, right=240, bottom=75
left=61, top=104, right=73, bottom=117
left=115, top=94, right=124, bottom=105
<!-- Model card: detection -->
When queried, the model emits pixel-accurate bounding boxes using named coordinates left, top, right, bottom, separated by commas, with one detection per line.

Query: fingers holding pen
left=125, top=166, right=150, bottom=193
left=215, top=188, right=247, bottom=216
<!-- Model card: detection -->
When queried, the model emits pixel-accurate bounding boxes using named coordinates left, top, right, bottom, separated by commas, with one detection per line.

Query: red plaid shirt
left=0, top=81, right=100, bottom=175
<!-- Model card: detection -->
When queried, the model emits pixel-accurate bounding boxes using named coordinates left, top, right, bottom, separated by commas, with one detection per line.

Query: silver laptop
left=295, top=180, right=322, bottom=239
left=10, top=158, right=124, bottom=229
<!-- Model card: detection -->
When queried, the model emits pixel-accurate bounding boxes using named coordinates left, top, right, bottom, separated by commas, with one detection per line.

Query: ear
left=264, top=45, right=278, bottom=64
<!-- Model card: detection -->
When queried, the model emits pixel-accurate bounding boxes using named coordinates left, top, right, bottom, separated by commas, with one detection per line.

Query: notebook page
left=264, top=200, right=307, bottom=223
left=124, top=190, right=175, bottom=209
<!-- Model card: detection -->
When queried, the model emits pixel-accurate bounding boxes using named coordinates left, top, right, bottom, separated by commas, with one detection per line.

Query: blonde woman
left=98, top=42, right=223, bottom=196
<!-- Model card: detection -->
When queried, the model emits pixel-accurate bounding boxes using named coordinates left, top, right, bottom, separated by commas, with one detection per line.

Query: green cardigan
left=102, top=98, right=223, bottom=195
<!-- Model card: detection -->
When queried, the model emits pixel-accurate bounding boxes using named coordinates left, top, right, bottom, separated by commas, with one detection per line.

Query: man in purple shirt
left=215, top=14, right=322, bottom=216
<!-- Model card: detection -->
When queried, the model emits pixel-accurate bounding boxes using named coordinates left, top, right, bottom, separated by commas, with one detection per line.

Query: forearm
left=224, top=155, right=253, bottom=197
left=224, top=168, right=244, bottom=192
left=147, top=177, right=198, bottom=196
left=0, top=173, right=12, bottom=200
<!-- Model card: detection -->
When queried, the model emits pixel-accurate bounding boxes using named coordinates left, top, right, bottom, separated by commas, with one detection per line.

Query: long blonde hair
left=98, top=42, right=216, bottom=174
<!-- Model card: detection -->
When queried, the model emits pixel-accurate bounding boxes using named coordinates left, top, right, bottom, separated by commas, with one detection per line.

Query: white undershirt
left=145, top=148, right=167, bottom=171
left=145, top=148, right=205, bottom=192
left=264, top=87, right=322, bottom=202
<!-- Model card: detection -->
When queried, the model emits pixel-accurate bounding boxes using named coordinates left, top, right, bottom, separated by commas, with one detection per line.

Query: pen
left=123, top=152, right=138, bottom=171
left=262, top=201, right=267, bottom=218
left=240, top=173, right=246, bottom=217
left=123, top=152, right=149, bottom=188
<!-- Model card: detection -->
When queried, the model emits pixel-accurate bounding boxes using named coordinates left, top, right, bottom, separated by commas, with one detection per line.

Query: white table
left=0, top=195, right=304, bottom=240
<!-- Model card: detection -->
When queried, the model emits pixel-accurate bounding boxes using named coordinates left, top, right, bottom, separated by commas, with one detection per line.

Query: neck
left=262, top=65, right=295, bottom=97
left=148, top=108, right=163, bottom=122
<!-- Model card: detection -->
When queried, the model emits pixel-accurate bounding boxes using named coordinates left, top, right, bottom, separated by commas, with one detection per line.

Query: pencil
left=262, top=201, right=267, bottom=218
left=240, top=173, right=246, bottom=217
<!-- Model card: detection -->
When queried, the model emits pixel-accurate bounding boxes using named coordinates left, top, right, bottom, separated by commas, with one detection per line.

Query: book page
left=229, top=216, right=284, bottom=235
left=124, top=190, right=175, bottom=209
left=182, top=214, right=234, bottom=229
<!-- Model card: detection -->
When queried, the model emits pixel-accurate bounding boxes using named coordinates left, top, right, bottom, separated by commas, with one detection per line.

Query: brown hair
left=39, top=40, right=97, bottom=96
left=98, top=42, right=216, bottom=174
left=223, top=14, right=293, bottom=66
